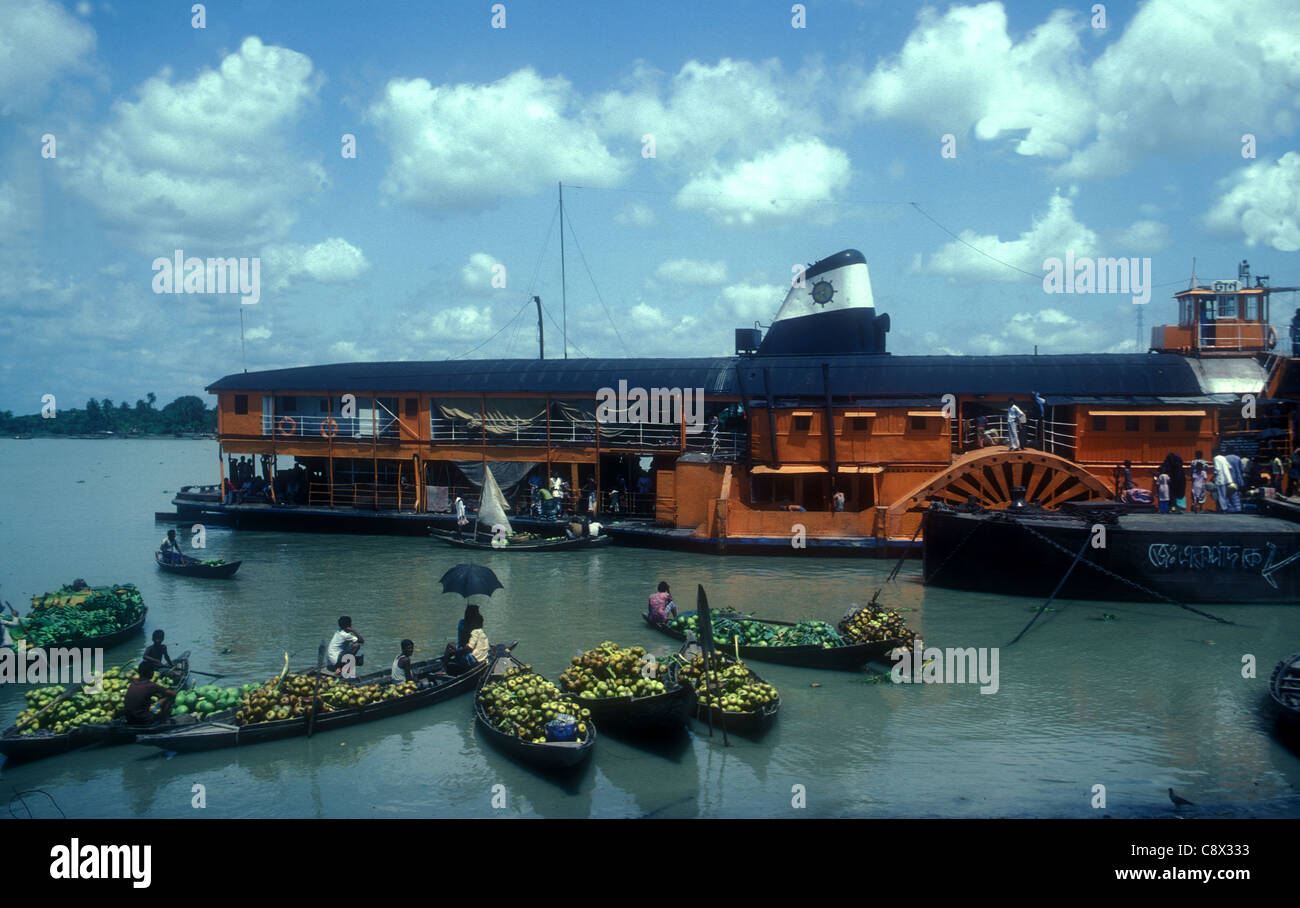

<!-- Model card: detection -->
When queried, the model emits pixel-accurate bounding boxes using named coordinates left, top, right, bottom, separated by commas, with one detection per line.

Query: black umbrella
left=438, top=563, right=504, bottom=600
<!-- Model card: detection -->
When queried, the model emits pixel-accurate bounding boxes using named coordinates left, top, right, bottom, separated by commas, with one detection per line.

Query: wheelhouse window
left=234, top=395, right=248, bottom=415
left=1217, top=294, right=1238, bottom=319
left=1246, top=297, right=1258, bottom=320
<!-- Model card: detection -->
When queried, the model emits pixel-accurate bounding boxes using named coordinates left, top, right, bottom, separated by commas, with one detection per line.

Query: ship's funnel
left=773, top=249, right=874, bottom=322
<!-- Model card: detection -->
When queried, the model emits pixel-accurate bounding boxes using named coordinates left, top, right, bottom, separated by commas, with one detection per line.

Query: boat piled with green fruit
left=6, top=583, right=147, bottom=650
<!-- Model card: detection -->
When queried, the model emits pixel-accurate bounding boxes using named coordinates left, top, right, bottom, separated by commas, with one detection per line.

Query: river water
left=1, top=438, right=1298, bottom=819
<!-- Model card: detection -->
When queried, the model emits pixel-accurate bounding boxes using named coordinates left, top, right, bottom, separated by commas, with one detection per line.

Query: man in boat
left=143, top=629, right=173, bottom=669
left=160, top=529, right=186, bottom=564
left=648, top=581, right=676, bottom=625
left=444, top=605, right=489, bottom=675
left=124, top=663, right=176, bottom=725
left=327, top=616, right=364, bottom=674
left=392, top=639, right=429, bottom=687
left=1, top=607, right=22, bottom=648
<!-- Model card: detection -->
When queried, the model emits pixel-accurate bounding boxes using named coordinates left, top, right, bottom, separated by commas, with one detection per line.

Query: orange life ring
left=1267, top=326, right=1278, bottom=349
left=320, top=417, right=339, bottom=438
left=276, top=416, right=296, bottom=436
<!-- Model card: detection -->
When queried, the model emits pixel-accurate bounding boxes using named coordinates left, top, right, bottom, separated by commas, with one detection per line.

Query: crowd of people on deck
left=1116, top=447, right=1300, bottom=513
left=222, top=457, right=311, bottom=506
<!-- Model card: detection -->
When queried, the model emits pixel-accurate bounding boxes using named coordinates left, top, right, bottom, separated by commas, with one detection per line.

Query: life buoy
left=1267, top=326, right=1278, bottom=349
left=276, top=416, right=296, bottom=436
left=320, top=417, right=339, bottom=438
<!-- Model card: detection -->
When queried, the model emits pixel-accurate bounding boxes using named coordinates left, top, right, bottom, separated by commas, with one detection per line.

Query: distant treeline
left=0, top=394, right=217, bottom=435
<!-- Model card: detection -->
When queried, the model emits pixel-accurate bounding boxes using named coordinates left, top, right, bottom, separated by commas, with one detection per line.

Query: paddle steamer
left=172, top=252, right=1300, bottom=556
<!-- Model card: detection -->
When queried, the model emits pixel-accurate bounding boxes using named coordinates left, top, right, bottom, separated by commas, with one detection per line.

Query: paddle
left=696, top=585, right=728, bottom=746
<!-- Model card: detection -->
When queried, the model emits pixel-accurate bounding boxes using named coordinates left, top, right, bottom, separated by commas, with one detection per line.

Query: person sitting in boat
left=327, top=616, right=364, bottom=674
left=124, top=662, right=176, bottom=725
left=391, top=639, right=427, bottom=687
left=648, top=581, right=676, bottom=625
left=587, top=519, right=603, bottom=537
left=445, top=605, right=489, bottom=675
left=160, top=529, right=186, bottom=564
left=143, top=629, right=173, bottom=669
left=1, top=608, right=21, bottom=648
left=566, top=517, right=587, bottom=539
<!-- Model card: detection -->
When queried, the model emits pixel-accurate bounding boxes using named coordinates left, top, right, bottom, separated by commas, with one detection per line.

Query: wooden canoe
left=156, top=552, right=242, bottom=578
left=430, top=529, right=612, bottom=551
left=3, top=607, right=149, bottom=653
left=0, top=658, right=196, bottom=765
left=1269, top=651, right=1300, bottom=726
left=139, top=655, right=485, bottom=753
left=474, top=652, right=595, bottom=769
left=568, top=681, right=693, bottom=732
left=643, top=611, right=903, bottom=672
left=670, top=641, right=781, bottom=737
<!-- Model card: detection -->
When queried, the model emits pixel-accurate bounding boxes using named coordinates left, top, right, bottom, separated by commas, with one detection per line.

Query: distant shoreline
left=6, top=433, right=215, bottom=440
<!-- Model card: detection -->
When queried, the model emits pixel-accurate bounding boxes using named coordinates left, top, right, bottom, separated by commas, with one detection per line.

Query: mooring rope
left=1006, top=534, right=1092, bottom=646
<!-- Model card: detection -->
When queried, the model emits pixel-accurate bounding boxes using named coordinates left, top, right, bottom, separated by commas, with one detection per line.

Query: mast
left=559, top=182, right=568, bottom=360
left=534, top=295, right=544, bottom=360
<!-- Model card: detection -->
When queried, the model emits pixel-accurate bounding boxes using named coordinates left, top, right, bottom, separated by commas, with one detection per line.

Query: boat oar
left=184, top=668, right=228, bottom=680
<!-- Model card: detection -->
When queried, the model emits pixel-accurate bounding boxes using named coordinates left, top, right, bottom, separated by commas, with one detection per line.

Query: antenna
left=559, top=182, right=568, bottom=360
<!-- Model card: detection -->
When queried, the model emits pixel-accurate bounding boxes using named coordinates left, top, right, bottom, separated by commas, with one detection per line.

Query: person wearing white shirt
left=1006, top=399, right=1026, bottom=450
left=327, top=616, right=364, bottom=672
left=1212, top=451, right=1232, bottom=512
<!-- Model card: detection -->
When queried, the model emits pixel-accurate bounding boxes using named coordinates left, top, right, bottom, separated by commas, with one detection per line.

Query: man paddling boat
left=125, top=663, right=176, bottom=725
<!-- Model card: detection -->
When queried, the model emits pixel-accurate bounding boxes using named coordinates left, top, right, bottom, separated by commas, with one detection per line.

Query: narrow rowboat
left=670, top=641, right=780, bottom=737
left=568, top=679, right=693, bottom=732
left=2, top=607, right=148, bottom=653
left=0, top=658, right=196, bottom=765
left=1269, top=651, right=1300, bottom=727
left=474, top=653, right=595, bottom=769
left=643, top=611, right=903, bottom=672
left=155, top=552, right=242, bottom=578
left=139, top=655, right=485, bottom=753
left=430, top=529, right=611, bottom=551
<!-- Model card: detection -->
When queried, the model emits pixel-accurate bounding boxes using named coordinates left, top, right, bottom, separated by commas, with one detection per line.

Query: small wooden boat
left=139, top=655, right=485, bottom=753
left=474, top=653, right=595, bottom=769
left=430, top=529, right=611, bottom=551
left=670, top=641, right=780, bottom=737
left=569, top=679, right=693, bottom=733
left=643, top=611, right=902, bottom=672
left=3, top=607, right=149, bottom=653
left=155, top=552, right=242, bottom=578
left=0, top=658, right=196, bottom=765
left=1269, top=652, right=1300, bottom=726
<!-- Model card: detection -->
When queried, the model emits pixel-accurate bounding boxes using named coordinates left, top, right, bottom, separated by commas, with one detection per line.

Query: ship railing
left=306, top=481, right=414, bottom=510
left=1198, top=324, right=1271, bottom=351
left=263, top=413, right=399, bottom=441
left=683, top=429, right=748, bottom=461
left=598, top=422, right=683, bottom=450
left=957, top=415, right=1076, bottom=458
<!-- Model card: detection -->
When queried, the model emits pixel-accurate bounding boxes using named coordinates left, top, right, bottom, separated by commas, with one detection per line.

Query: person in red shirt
left=648, top=581, right=676, bottom=625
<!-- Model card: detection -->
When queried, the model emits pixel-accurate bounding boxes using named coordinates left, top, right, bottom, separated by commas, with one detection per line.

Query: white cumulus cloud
left=0, top=0, right=96, bottom=116
left=1205, top=152, right=1300, bottom=252
left=262, top=238, right=371, bottom=291
left=675, top=139, right=852, bottom=226
left=654, top=259, right=727, bottom=286
left=925, top=193, right=1098, bottom=281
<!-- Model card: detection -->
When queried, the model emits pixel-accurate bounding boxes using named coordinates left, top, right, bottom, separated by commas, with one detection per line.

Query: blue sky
left=2, top=0, right=1298, bottom=410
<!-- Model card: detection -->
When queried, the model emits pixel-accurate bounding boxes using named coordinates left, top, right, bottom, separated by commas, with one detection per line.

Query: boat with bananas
left=557, top=642, right=693, bottom=732
left=670, top=641, right=781, bottom=736
left=0, top=659, right=201, bottom=764
left=644, top=609, right=907, bottom=672
left=155, top=552, right=243, bottom=578
left=1269, top=651, right=1300, bottom=728
left=139, top=654, right=486, bottom=753
left=4, top=584, right=149, bottom=652
left=474, top=652, right=596, bottom=769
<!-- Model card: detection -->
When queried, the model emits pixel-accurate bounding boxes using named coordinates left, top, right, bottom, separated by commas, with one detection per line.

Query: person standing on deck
left=1155, top=470, right=1171, bottom=513
left=1189, top=451, right=1210, bottom=513
left=454, top=495, right=467, bottom=538
left=1213, top=451, right=1233, bottom=511
left=1272, top=454, right=1286, bottom=493
left=1226, top=453, right=1245, bottom=512
left=1029, top=391, right=1047, bottom=449
left=1006, top=399, right=1026, bottom=451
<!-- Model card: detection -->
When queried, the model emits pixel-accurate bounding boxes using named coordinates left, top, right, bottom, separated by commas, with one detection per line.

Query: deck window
left=1185, top=416, right=1202, bottom=433
left=1154, top=416, right=1169, bottom=432
left=1091, top=415, right=1106, bottom=432
left=792, top=414, right=812, bottom=431
left=234, top=395, right=248, bottom=415
left=1125, top=416, right=1139, bottom=432
left=849, top=417, right=871, bottom=432
left=910, top=415, right=928, bottom=430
